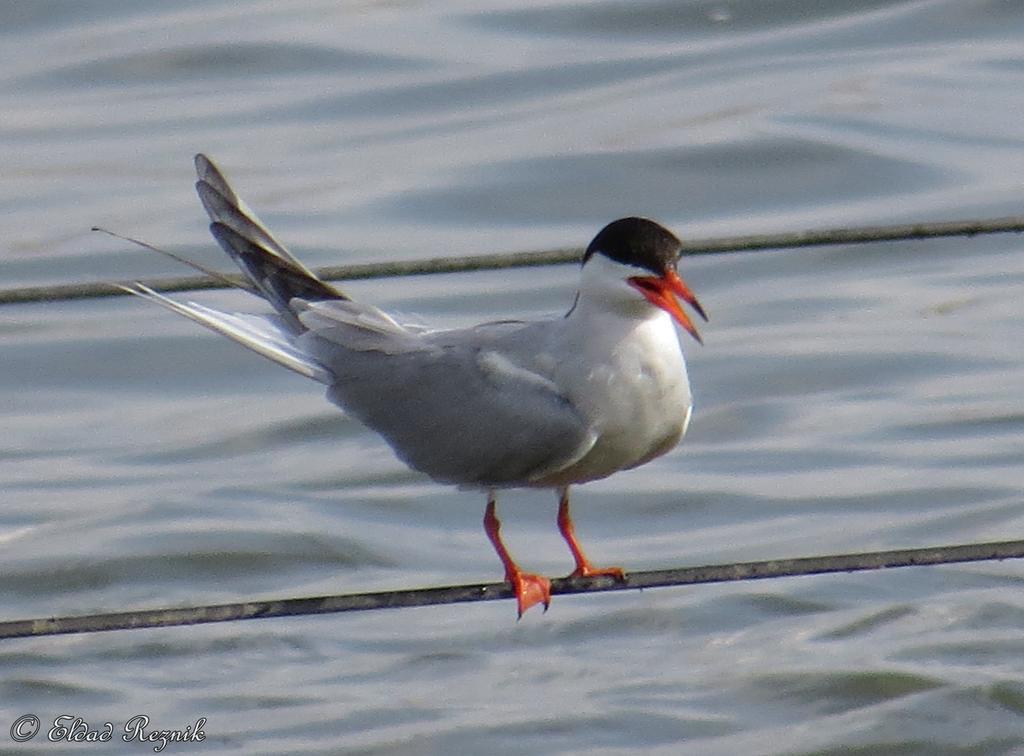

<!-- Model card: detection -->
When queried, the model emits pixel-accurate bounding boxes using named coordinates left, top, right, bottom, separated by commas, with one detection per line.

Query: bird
left=122, top=154, right=707, bottom=617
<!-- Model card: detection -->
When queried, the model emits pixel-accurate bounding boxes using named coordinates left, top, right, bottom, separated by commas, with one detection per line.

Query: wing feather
left=295, top=298, right=428, bottom=354
left=303, top=323, right=596, bottom=486
left=194, top=153, right=308, bottom=272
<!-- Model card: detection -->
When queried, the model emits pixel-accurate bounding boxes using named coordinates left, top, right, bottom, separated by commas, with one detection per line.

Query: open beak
left=628, top=269, right=708, bottom=344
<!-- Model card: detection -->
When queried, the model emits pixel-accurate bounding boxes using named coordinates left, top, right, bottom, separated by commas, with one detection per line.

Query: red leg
left=484, top=492, right=551, bottom=618
left=557, top=487, right=625, bottom=580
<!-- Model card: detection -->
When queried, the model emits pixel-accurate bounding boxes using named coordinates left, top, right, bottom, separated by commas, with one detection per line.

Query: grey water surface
left=1, top=1, right=1024, bottom=753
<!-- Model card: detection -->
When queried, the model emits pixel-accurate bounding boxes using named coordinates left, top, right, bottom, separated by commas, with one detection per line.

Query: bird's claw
left=507, top=570, right=552, bottom=618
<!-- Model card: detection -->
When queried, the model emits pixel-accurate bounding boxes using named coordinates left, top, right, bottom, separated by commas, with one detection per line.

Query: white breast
left=533, top=306, right=692, bottom=487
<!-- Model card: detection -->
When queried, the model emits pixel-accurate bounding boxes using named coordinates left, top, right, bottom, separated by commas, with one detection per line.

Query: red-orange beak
left=628, top=269, right=708, bottom=344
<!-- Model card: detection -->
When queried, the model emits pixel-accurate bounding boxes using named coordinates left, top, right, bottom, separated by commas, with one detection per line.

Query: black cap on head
left=583, top=217, right=681, bottom=275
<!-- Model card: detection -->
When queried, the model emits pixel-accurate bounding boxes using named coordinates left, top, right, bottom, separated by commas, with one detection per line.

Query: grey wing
left=192, top=154, right=347, bottom=333
left=194, top=153, right=315, bottom=276
left=297, top=306, right=596, bottom=487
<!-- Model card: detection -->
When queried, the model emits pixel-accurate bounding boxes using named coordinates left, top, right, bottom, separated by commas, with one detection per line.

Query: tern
left=123, top=155, right=707, bottom=617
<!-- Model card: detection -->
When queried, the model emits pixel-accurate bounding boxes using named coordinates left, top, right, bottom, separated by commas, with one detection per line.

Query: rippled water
left=2, top=1, right=1024, bottom=753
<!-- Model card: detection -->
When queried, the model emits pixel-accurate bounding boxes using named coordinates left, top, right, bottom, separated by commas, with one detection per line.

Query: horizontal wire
left=2, top=215, right=1023, bottom=306
left=2, top=538, right=1022, bottom=640
left=4, top=216, right=1022, bottom=637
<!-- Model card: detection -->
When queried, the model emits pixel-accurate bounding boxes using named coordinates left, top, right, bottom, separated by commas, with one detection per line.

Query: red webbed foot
left=505, top=568, right=552, bottom=618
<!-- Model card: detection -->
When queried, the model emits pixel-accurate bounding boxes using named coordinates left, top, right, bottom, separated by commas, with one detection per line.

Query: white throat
left=574, top=253, right=662, bottom=321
